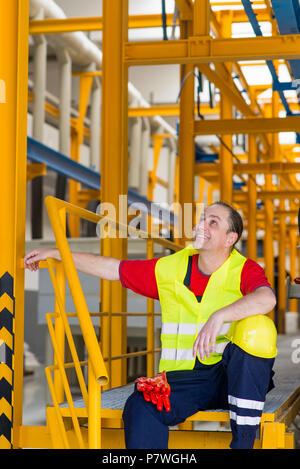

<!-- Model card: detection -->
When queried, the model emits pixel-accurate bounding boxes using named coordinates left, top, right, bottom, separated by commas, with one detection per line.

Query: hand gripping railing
left=45, top=196, right=108, bottom=385
left=43, top=195, right=181, bottom=448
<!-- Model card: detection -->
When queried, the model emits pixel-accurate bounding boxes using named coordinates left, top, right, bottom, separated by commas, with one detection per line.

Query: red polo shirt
left=119, top=254, right=272, bottom=300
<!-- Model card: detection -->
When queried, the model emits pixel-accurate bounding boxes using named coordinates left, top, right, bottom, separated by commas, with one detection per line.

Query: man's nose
left=197, top=219, right=207, bottom=229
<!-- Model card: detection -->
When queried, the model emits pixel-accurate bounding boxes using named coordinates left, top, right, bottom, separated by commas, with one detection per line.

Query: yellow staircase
left=39, top=196, right=178, bottom=449
left=28, top=196, right=299, bottom=450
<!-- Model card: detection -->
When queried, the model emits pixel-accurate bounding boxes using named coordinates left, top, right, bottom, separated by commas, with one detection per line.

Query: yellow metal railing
left=43, top=195, right=181, bottom=448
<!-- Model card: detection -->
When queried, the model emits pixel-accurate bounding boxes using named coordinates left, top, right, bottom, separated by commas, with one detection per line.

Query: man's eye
left=210, top=220, right=217, bottom=225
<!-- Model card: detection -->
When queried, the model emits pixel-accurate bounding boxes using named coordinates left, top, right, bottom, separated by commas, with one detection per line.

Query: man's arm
left=24, top=248, right=121, bottom=281
left=193, top=286, right=277, bottom=361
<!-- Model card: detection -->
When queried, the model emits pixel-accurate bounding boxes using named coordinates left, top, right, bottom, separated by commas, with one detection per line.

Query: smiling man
left=24, top=201, right=277, bottom=450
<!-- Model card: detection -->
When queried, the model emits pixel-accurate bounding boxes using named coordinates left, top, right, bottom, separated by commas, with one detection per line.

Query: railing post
left=88, top=357, right=101, bottom=449
left=53, top=261, right=66, bottom=404
left=100, top=236, right=112, bottom=389
left=146, top=239, right=155, bottom=377
left=54, top=208, right=67, bottom=403
left=45, top=197, right=109, bottom=386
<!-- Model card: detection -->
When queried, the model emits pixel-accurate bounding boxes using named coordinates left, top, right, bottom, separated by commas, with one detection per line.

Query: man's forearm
left=193, top=287, right=277, bottom=360
left=217, top=286, right=276, bottom=323
left=24, top=248, right=121, bottom=281
left=71, top=252, right=120, bottom=280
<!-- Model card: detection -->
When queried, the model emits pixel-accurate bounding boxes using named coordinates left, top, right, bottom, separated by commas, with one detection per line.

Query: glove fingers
left=163, top=395, right=171, bottom=412
left=150, top=391, right=158, bottom=405
left=137, top=371, right=171, bottom=411
left=143, top=391, right=151, bottom=402
left=156, top=395, right=163, bottom=412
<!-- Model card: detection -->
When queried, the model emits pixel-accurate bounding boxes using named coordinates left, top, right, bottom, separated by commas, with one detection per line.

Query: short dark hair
left=209, top=201, right=243, bottom=248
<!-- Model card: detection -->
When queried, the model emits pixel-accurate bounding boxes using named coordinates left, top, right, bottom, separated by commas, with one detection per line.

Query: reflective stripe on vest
left=161, top=322, right=232, bottom=337
left=155, top=245, right=247, bottom=372
left=161, top=341, right=229, bottom=362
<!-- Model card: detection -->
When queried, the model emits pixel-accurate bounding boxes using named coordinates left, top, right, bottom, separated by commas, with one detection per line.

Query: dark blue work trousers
left=122, top=343, right=275, bottom=450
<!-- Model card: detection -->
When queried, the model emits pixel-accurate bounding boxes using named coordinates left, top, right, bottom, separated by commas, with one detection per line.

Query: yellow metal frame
left=19, top=195, right=180, bottom=448
left=17, top=195, right=299, bottom=449
left=8, top=0, right=300, bottom=450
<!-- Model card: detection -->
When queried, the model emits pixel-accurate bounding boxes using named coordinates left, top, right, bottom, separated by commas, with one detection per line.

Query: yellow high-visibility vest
left=155, top=245, right=247, bottom=372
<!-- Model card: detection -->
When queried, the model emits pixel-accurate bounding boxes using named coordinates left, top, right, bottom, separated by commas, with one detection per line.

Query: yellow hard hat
left=225, top=315, right=277, bottom=359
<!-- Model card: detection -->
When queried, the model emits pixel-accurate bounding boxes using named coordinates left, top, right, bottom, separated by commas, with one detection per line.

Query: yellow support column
left=278, top=199, right=286, bottom=333
left=88, top=358, right=101, bottom=449
left=0, top=0, right=29, bottom=448
left=289, top=227, right=298, bottom=314
left=263, top=106, right=275, bottom=318
left=101, top=0, right=128, bottom=387
left=247, top=135, right=257, bottom=260
left=178, top=11, right=196, bottom=245
left=177, top=0, right=207, bottom=431
left=69, top=74, right=94, bottom=237
left=219, top=11, right=233, bottom=204
left=272, top=60, right=285, bottom=333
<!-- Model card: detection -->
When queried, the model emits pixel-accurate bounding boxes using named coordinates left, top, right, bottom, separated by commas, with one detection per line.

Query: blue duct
left=241, top=0, right=293, bottom=116
left=241, top=0, right=300, bottom=144
left=271, top=0, right=300, bottom=78
left=27, top=136, right=177, bottom=226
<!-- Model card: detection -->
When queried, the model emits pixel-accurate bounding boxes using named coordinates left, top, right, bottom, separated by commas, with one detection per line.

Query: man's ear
left=226, top=231, right=238, bottom=248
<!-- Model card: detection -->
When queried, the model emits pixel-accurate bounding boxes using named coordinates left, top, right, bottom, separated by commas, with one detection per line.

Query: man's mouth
left=195, top=232, right=210, bottom=240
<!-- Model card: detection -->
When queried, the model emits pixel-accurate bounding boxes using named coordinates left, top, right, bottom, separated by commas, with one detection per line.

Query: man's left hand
left=193, top=311, right=224, bottom=361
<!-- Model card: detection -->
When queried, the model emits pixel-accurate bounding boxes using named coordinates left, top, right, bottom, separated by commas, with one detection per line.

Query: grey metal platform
left=59, top=335, right=300, bottom=418
left=60, top=377, right=300, bottom=416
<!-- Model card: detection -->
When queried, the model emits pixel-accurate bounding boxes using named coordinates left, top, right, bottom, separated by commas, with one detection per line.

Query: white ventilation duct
left=29, top=0, right=177, bottom=139
left=29, top=0, right=177, bottom=203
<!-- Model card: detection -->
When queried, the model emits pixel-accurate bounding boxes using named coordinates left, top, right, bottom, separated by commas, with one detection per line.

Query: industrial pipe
left=31, top=7, right=47, bottom=239
left=29, top=0, right=177, bottom=142
left=55, top=48, right=71, bottom=202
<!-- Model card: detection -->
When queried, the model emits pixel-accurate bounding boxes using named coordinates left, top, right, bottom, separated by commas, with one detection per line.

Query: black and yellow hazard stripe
left=0, top=273, right=14, bottom=448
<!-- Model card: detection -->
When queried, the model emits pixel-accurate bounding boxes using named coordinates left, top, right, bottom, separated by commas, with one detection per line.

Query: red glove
left=135, top=371, right=171, bottom=412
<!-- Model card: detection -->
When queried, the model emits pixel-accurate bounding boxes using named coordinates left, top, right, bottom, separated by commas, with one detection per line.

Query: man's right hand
left=24, top=248, right=59, bottom=271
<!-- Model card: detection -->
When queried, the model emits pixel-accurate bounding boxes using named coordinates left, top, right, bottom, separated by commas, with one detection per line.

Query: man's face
left=192, top=204, right=237, bottom=251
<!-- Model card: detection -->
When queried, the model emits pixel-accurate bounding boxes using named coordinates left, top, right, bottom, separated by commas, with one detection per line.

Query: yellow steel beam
left=229, top=8, right=271, bottom=23
left=198, top=63, right=256, bottom=117
left=26, top=163, right=47, bottom=182
left=275, top=210, right=299, bottom=217
left=234, top=190, right=300, bottom=200
left=211, top=0, right=265, bottom=6
left=124, top=34, right=300, bottom=66
left=129, top=103, right=219, bottom=117
left=196, top=161, right=300, bottom=176
left=199, top=64, right=269, bottom=153
left=234, top=161, right=300, bottom=175
left=194, top=115, right=300, bottom=135
left=175, top=0, right=193, bottom=21
left=29, top=14, right=180, bottom=35
left=28, top=8, right=272, bottom=36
